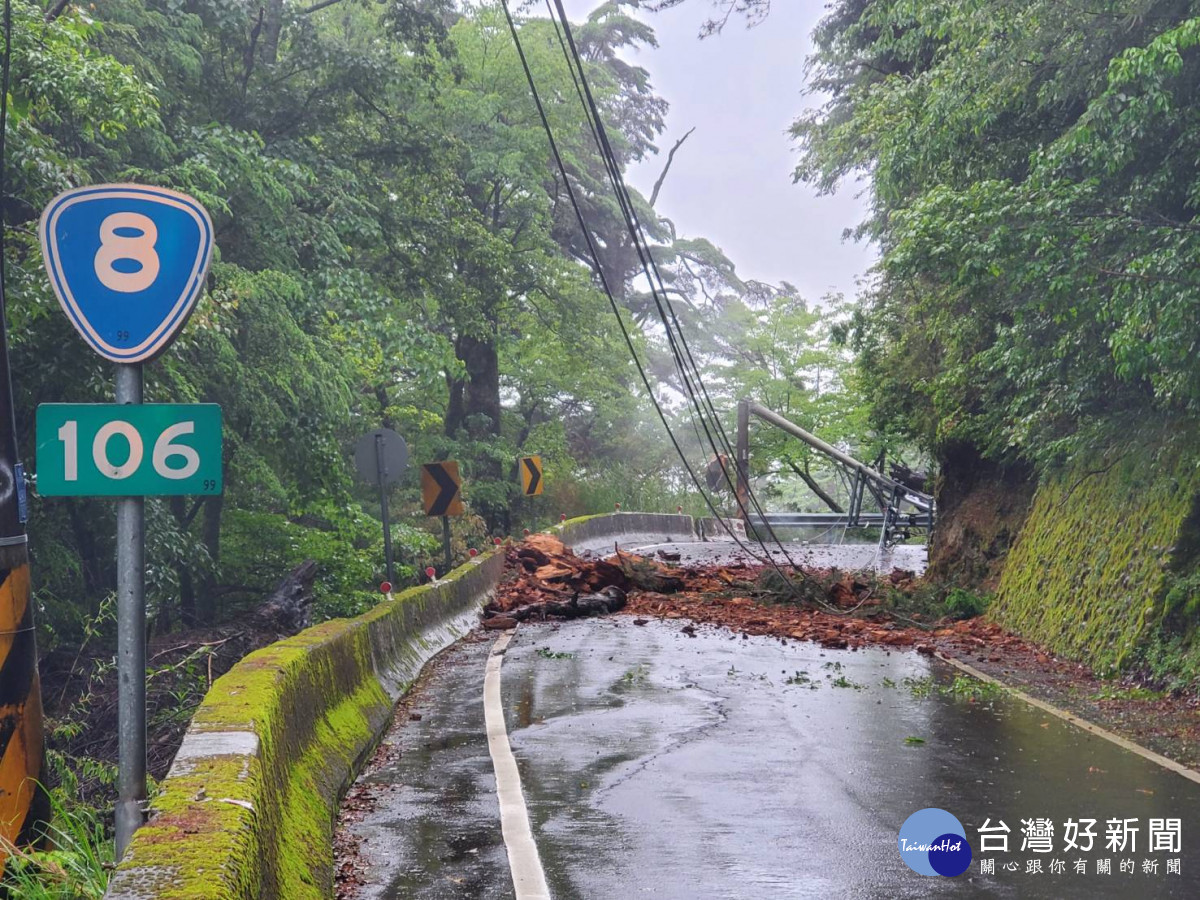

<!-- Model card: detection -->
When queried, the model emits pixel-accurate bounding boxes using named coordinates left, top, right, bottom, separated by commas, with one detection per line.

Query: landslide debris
left=482, top=534, right=1033, bottom=657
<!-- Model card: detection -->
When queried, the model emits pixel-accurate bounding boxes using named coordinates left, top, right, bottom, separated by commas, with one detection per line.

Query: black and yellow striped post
left=0, top=245, right=47, bottom=864
left=0, top=555, right=46, bottom=859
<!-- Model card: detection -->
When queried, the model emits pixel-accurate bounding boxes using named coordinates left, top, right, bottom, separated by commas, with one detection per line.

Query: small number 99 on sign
left=36, top=404, right=222, bottom=497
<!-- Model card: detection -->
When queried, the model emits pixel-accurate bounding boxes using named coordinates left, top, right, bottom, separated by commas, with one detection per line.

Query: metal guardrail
left=750, top=512, right=888, bottom=527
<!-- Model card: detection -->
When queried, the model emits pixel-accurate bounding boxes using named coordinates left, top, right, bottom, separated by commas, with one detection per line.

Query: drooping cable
left=541, top=1, right=781, bottom=521
left=541, top=0, right=810, bottom=572
left=497, top=0, right=784, bottom=571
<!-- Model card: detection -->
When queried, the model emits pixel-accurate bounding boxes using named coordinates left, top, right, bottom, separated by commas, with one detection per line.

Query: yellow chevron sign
left=421, top=461, right=464, bottom=517
left=520, top=456, right=543, bottom=496
left=0, top=561, right=48, bottom=870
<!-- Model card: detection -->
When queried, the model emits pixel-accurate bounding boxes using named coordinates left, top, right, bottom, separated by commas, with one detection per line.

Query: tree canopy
left=792, top=0, right=1200, bottom=470
left=6, top=0, right=861, bottom=648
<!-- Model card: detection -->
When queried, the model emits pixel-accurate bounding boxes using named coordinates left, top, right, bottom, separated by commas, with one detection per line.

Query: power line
left=542, top=0, right=776, bottom=507
left=539, top=0, right=805, bottom=571
left=497, top=0, right=796, bottom=573
left=539, top=0, right=812, bottom=573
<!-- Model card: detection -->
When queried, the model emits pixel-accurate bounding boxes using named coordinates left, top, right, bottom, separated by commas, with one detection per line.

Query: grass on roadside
left=1, top=786, right=112, bottom=899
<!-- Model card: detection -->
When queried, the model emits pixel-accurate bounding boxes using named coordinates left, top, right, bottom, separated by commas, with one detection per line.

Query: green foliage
left=830, top=674, right=865, bottom=690
left=10, top=0, right=867, bottom=652
left=797, top=0, right=1200, bottom=469
left=217, top=507, right=440, bottom=622
left=1162, top=567, right=1200, bottom=623
left=0, top=786, right=113, bottom=899
left=1091, top=682, right=1163, bottom=702
left=902, top=676, right=934, bottom=698
left=900, top=674, right=1004, bottom=702
left=1128, top=632, right=1200, bottom=695
left=941, top=676, right=1006, bottom=703
left=943, top=587, right=991, bottom=621
left=2, top=2, right=877, bottom=892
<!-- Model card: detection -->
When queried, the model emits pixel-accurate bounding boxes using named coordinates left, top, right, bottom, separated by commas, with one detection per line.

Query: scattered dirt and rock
left=482, top=534, right=1016, bottom=656
left=483, top=534, right=1200, bottom=771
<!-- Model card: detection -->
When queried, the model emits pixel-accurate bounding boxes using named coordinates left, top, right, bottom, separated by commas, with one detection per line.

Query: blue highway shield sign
left=38, top=184, right=214, bottom=363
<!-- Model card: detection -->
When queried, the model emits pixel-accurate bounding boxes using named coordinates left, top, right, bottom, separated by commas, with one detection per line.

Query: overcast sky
left=559, top=0, right=876, bottom=301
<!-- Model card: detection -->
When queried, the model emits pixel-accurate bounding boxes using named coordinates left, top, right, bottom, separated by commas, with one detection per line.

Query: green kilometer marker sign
left=36, top=404, right=222, bottom=496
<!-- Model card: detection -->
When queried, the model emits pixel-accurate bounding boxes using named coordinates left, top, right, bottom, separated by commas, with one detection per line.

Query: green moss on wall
left=108, top=551, right=506, bottom=900
left=992, top=436, right=1200, bottom=674
left=109, top=516, right=650, bottom=900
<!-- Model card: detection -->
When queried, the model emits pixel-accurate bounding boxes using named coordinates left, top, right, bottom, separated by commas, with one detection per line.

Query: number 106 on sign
left=36, top=404, right=222, bottom=496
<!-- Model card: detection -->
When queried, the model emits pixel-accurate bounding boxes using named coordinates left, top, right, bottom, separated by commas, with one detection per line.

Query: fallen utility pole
left=736, top=399, right=935, bottom=547
left=743, top=401, right=932, bottom=511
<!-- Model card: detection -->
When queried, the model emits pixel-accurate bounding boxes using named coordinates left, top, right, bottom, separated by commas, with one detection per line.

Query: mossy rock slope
left=992, top=438, right=1200, bottom=674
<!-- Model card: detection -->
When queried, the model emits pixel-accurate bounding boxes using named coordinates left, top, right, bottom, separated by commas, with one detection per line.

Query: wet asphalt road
left=340, top=616, right=1200, bottom=898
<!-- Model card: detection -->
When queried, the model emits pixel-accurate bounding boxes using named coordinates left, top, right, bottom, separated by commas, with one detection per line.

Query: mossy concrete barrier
left=105, top=512, right=687, bottom=900
left=105, top=550, right=504, bottom=900
left=553, top=512, right=696, bottom=551
left=991, top=439, right=1200, bottom=674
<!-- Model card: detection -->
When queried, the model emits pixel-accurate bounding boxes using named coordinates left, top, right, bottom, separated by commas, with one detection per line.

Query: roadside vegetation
left=26, top=0, right=1200, bottom=887
left=695, top=1, right=1200, bottom=687
left=4, top=0, right=881, bottom=887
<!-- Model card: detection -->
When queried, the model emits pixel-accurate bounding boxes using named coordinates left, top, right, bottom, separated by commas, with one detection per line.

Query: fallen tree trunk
left=251, top=559, right=318, bottom=636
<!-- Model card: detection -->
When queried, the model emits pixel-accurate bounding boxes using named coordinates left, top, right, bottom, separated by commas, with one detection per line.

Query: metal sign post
left=113, top=363, right=145, bottom=855
left=376, top=435, right=395, bottom=586
left=353, top=428, right=408, bottom=588
left=38, top=183, right=216, bottom=859
left=442, top=516, right=452, bottom=574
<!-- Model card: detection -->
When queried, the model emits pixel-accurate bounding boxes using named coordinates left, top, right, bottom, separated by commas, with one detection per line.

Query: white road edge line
left=485, top=629, right=552, bottom=900
left=937, top=652, right=1200, bottom=786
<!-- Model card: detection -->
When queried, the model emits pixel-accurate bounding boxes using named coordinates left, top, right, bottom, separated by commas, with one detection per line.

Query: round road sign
left=354, top=428, right=408, bottom=486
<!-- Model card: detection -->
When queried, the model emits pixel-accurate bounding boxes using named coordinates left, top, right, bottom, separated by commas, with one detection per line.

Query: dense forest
left=3, top=0, right=863, bottom=881
left=17, top=0, right=1200, bottom=891
left=794, top=0, right=1200, bottom=472
left=11, top=0, right=860, bottom=635
left=674, top=0, right=1200, bottom=464
left=678, top=0, right=1200, bottom=590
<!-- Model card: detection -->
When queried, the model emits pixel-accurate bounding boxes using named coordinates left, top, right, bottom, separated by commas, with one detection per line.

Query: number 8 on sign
left=39, top=184, right=214, bottom=363
left=94, top=213, right=160, bottom=293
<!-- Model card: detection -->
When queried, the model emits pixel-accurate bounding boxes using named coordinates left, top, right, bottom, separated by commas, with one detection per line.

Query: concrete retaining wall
left=105, top=512, right=685, bottom=900
left=696, top=516, right=747, bottom=541
left=555, top=512, right=696, bottom=555
left=991, top=438, right=1200, bottom=674
left=106, top=551, right=504, bottom=900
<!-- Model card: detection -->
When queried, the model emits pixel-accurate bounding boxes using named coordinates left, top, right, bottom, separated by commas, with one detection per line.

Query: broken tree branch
left=649, top=127, right=696, bottom=207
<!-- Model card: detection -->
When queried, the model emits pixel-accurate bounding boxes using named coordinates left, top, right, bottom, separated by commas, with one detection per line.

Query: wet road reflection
left=338, top=618, right=1200, bottom=898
